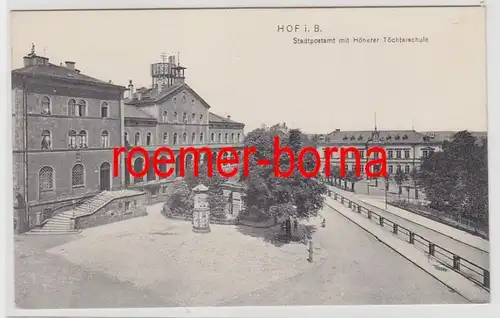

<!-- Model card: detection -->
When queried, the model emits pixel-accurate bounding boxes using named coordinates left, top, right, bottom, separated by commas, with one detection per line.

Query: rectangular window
left=404, top=150, right=410, bottom=158
left=396, top=150, right=401, bottom=159
left=125, top=201, right=130, bottom=211
left=389, top=165, right=393, bottom=174
left=388, top=150, right=393, bottom=159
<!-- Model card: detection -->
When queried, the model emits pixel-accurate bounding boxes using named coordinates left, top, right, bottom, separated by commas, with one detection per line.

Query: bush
left=167, top=181, right=194, bottom=215
left=208, top=193, right=227, bottom=219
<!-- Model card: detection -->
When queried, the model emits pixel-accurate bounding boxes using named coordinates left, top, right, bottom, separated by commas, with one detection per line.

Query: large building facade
left=317, top=129, right=487, bottom=177
left=121, top=55, right=245, bottom=202
left=12, top=47, right=126, bottom=231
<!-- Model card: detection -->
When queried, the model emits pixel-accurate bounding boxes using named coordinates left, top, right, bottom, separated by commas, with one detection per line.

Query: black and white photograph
left=7, top=3, right=492, bottom=312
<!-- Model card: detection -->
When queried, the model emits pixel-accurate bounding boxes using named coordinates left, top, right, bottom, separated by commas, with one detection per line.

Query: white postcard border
left=1, top=0, right=498, bottom=317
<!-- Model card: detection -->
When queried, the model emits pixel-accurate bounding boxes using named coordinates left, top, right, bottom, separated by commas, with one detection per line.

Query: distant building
left=121, top=54, right=245, bottom=202
left=317, top=128, right=487, bottom=177
left=12, top=45, right=127, bottom=230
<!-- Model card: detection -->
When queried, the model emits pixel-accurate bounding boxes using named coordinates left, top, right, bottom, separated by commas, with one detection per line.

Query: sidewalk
left=324, top=197, right=490, bottom=303
left=357, top=195, right=489, bottom=253
left=327, top=185, right=489, bottom=253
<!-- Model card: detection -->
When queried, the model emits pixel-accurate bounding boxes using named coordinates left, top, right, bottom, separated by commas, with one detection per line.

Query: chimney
left=227, top=115, right=231, bottom=120
left=65, top=61, right=76, bottom=70
left=335, top=129, right=340, bottom=132
left=75, top=69, right=81, bottom=74
left=108, top=80, right=113, bottom=84
left=128, top=80, right=134, bottom=99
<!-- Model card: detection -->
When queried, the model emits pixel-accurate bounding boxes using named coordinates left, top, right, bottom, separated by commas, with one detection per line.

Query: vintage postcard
left=9, top=4, right=489, bottom=310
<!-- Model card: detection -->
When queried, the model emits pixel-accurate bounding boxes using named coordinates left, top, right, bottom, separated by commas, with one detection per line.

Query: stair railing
left=72, top=187, right=105, bottom=218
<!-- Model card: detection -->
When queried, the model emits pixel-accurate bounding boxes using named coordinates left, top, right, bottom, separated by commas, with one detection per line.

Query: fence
left=328, top=192, right=490, bottom=291
left=390, top=199, right=489, bottom=239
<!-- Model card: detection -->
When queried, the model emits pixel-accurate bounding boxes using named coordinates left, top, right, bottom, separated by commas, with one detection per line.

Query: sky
left=10, top=7, right=487, bottom=134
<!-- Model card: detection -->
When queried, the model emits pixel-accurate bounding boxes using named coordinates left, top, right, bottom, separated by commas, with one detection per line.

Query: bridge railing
left=327, top=191, right=490, bottom=291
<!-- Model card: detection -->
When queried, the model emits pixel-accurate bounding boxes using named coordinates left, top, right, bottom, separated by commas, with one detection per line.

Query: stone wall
left=75, top=193, right=147, bottom=229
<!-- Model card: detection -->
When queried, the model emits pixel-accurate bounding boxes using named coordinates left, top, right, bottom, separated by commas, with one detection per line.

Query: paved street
left=15, top=202, right=466, bottom=308
left=328, top=185, right=489, bottom=271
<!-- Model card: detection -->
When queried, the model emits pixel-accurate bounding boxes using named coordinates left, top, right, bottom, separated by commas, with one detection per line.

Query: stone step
left=26, top=228, right=81, bottom=235
left=45, top=220, right=71, bottom=226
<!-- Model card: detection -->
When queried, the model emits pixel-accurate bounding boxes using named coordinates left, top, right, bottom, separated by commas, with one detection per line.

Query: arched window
left=173, top=133, right=178, bottom=145
left=218, top=133, right=222, bottom=143
left=183, top=112, right=187, bottom=123
left=225, top=133, right=228, bottom=143
left=77, top=130, right=87, bottom=148
left=159, top=156, right=168, bottom=179
left=147, top=158, right=156, bottom=182
left=124, top=132, right=129, bottom=146
left=237, top=133, right=241, bottom=142
left=77, top=100, right=86, bottom=117
left=183, top=132, right=187, bottom=144
left=101, top=102, right=109, bottom=118
left=72, top=164, right=85, bottom=187
left=101, top=130, right=109, bottom=147
left=133, top=158, right=144, bottom=183
left=68, top=99, right=76, bottom=116
left=210, top=133, right=214, bottom=143
left=163, top=111, right=168, bottom=122
left=41, top=130, right=51, bottom=150
left=39, top=166, right=54, bottom=190
left=231, top=133, right=235, bottom=142
left=163, top=132, right=169, bottom=144
left=200, top=114, right=204, bottom=122
left=200, top=133, right=204, bottom=144
left=174, top=111, right=178, bottom=122
left=68, top=130, right=77, bottom=148
left=191, top=113, right=196, bottom=123
left=40, top=96, right=51, bottom=115
left=191, top=132, right=196, bottom=144
left=146, top=132, right=152, bottom=146
left=135, top=132, right=140, bottom=145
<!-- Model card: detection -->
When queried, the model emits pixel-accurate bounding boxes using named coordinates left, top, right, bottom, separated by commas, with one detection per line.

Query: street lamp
left=385, top=177, right=388, bottom=209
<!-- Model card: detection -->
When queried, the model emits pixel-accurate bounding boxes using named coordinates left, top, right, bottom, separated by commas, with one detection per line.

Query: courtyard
left=14, top=202, right=467, bottom=308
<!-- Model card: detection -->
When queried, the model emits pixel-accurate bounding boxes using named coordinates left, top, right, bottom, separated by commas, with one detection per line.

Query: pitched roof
left=125, top=82, right=212, bottom=109
left=124, top=104, right=156, bottom=120
left=12, top=61, right=125, bottom=90
left=421, top=131, right=487, bottom=143
left=324, top=130, right=428, bottom=145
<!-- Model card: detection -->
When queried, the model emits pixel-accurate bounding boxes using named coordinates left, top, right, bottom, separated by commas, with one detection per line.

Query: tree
left=345, top=170, right=361, bottom=192
left=168, top=181, right=194, bottom=215
left=417, top=131, right=488, bottom=226
left=243, top=126, right=327, bottom=219
left=410, top=166, right=419, bottom=199
left=393, top=169, right=407, bottom=198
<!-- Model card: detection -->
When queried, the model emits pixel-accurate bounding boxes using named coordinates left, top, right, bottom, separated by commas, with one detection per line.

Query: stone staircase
left=26, top=191, right=115, bottom=235
left=26, top=190, right=144, bottom=235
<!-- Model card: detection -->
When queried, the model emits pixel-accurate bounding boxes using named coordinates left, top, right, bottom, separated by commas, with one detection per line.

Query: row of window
left=162, top=111, right=204, bottom=124
left=343, top=164, right=412, bottom=174
left=39, top=96, right=110, bottom=118
left=342, top=149, right=434, bottom=159
left=39, top=163, right=104, bottom=190
left=125, top=131, right=243, bottom=146
left=40, top=130, right=111, bottom=150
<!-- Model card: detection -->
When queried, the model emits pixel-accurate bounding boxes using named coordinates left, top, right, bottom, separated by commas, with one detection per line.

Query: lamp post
left=385, top=177, right=388, bottom=209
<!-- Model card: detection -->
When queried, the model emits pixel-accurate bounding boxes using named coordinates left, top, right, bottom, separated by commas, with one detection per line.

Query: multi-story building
left=317, top=128, right=487, bottom=177
left=121, top=54, right=245, bottom=202
left=12, top=46, right=127, bottom=231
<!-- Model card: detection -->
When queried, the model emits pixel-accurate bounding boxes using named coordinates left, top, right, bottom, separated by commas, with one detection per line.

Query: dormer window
left=386, top=135, right=392, bottom=140
left=395, top=135, right=400, bottom=140
left=358, top=135, right=363, bottom=140
left=343, top=136, right=348, bottom=140
left=350, top=136, right=355, bottom=140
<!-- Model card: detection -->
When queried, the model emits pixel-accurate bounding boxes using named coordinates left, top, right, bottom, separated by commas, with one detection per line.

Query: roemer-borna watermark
left=112, top=137, right=387, bottom=179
